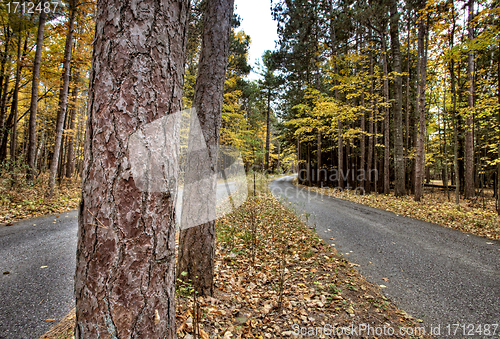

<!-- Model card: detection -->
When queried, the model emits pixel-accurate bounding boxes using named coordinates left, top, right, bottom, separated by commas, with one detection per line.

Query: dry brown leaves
left=176, top=194, right=431, bottom=339
left=0, top=173, right=81, bottom=225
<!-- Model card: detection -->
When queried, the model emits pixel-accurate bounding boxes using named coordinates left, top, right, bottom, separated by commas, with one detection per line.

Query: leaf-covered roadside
left=298, top=182, right=500, bottom=241
left=0, top=174, right=81, bottom=225
left=175, top=193, right=432, bottom=339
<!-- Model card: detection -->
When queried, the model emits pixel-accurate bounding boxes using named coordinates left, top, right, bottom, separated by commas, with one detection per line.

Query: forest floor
left=38, top=181, right=432, bottom=339
left=296, top=180, right=500, bottom=241
left=0, top=172, right=81, bottom=225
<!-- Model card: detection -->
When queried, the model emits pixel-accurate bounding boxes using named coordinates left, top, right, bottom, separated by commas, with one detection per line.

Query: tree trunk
left=317, top=130, right=321, bottom=187
left=381, top=33, right=390, bottom=194
left=414, top=14, right=428, bottom=202
left=464, top=0, right=475, bottom=199
left=405, top=7, right=411, bottom=190
left=449, top=3, right=460, bottom=205
left=497, top=21, right=500, bottom=214
left=330, top=0, right=342, bottom=188
left=390, top=0, right=405, bottom=196
left=360, top=69, right=366, bottom=191
left=265, top=88, right=271, bottom=171
left=374, top=97, right=379, bottom=192
left=74, top=0, right=190, bottom=337
left=277, top=140, right=281, bottom=171
left=65, top=67, right=80, bottom=178
left=177, top=0, right=234, bottom=297
left=0, top=28, right=12, bottom=141
left=443, top=86, right=450, bottom=201
left=367, top=28, right=374, bottom=193
left=8, top=29, right=26, bottom=163
left=27, top=5, right=47, bottom=181
left=48, top=0, right=76, bottom=198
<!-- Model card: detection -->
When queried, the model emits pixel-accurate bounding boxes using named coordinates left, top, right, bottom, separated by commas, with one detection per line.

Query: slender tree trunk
left=277, top=140, right=281, bottom=170
left=307, top=144, right=311, bottom=186
left=9, top=30, right=25, bottom=163
left=381, top=33, right=390, bottom=194
left=330, top=0, right=342, bottom=188
left=360, top=68, right=366, bottom=191
left=415, top=14, right=428, bottom=202
left=66, top=67, right=80, bottom=178
left=74, top=0, right=190, bottom=337
left=27, top=5, right=47, bottom=181
left=317, top=130, right=321, bottom=187
left=497, top=22, right=500, bottom=214
left=0, top=28, right=12, bottom=138
left=177, top=0, right=234, bottom=297
left=0, top=74, right=9, bottom=156
left=367, top=32, right=374, bottom=193
left=449, top=4, right=460, bottom=204
left=48, top=0, right=76, bottom=198
left=265, top=88, right=271, bottom=171
left=465, top=0, right=475, bottom=199
left=405, top=7, right=411, bottom=188
left=443, top=84, right=450, bottom=201
left=390, top=0, right=405, bottom=196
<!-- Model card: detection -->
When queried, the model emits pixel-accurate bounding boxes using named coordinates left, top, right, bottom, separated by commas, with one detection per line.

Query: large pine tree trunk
left=75, top=0, right=190, bottom=337
left=177, top=0, right=234, bottom=297
left=464, top=0, right=475, bottom=199
left=390, top=0, right=405, bottom=196
left=27, top=5, right=47, bottom=181
left=381, top=33, right=390, bottom=194
left=414, top=15, right=428, bottom=202
left=47, top=0, right=76, bottom=198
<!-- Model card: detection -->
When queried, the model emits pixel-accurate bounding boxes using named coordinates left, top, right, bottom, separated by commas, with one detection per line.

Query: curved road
left=271, top=176, right=500, bottom=335
left=0, top=211, right=78, bottom=339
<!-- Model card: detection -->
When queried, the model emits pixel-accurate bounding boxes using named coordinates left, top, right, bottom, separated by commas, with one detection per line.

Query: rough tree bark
left=176, top=0, right=234, bottom=297
left=74, top=0, right=190, bottom=337
left=47, top=0, right=76, bottom=198
left=27, top=4, right=47, bottom=181
left=464, top=0, right=475, bottom=199
left=390, top=0, right=405, bottom=196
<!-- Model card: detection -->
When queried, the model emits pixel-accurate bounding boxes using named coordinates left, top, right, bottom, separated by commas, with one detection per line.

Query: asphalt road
left=0, top=210, right=78, bottom=339
left=270, top=175, right=500, bottom=336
